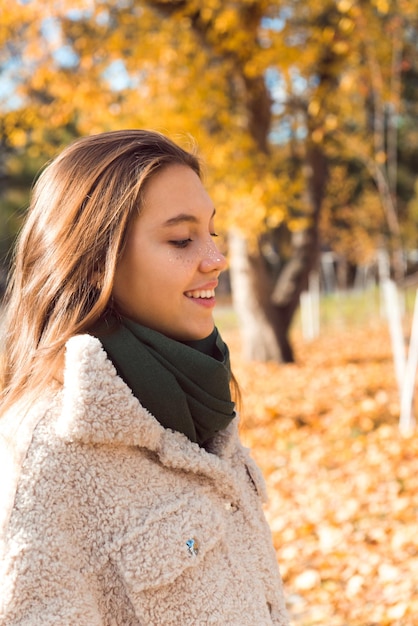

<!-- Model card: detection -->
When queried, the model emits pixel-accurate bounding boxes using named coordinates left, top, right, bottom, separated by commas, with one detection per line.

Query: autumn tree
left=323, top=0, right=418, bottom=280
left=1, top=0, right=418, bottom=360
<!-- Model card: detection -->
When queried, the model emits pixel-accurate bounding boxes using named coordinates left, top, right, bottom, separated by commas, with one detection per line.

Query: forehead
left=140, top=164, right=214, bottom=225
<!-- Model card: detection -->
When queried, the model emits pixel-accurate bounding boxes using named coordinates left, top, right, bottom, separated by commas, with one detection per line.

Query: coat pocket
left=112, top=491, right=225, bottom=592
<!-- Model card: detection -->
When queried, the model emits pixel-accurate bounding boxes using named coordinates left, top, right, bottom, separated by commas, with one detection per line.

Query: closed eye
left=169, top=233, right=218, bottom=248
left=169, top=239, right=193, bottom=249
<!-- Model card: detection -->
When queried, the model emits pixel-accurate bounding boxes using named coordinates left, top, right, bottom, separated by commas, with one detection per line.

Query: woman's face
left=112, top=164, right=227, bottom=341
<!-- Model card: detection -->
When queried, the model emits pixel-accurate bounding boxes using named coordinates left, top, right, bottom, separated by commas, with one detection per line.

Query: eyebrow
left=162, top=209, right=216, bottom=227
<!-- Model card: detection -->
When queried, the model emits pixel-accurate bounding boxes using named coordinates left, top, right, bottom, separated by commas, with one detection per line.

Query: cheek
left=167, top=248, right=198, bottom=267
left=166, top=241, right=220, bottom=266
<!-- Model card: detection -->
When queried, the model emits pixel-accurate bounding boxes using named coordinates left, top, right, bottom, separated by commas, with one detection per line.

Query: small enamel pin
left=186, top=538, right=199, bottom=556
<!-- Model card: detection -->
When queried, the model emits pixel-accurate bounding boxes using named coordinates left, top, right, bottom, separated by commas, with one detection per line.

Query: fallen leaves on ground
left=224, top=320, right=418, bottom=626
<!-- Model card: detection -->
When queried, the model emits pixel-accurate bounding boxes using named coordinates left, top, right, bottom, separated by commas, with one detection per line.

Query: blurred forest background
left=2, top=1, right=418, bottom=623
left=2, top=0, right=418, bottom=363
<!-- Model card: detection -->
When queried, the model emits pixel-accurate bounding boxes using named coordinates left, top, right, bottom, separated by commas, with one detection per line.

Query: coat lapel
left=56, top=334, right=242, bottom=502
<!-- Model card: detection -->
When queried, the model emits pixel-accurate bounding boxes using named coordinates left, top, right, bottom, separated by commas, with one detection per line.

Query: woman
left=0, top=130, right=289, bottom=625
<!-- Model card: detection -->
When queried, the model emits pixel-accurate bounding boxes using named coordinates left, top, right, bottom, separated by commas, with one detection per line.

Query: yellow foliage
left=311, top=128, right=324, bottom=143
left=321, top=26, right=335, bottom=44
left=376, top=150, right=387, bottom=164
left=337, top=0, right=354, bottom=12
left=338, top=16, right=355, bottom=33
left=265, top=210, right=286, bottom=229
left=288, top=217, right=312, bottom=232
left=321, top=165, right=384, bottom=264
left=373, top=0, right=390, bottom=13
left=8, top=128, right=27, bottom=148
left=325, top=114, right=338, bottom=131
left=214, top=8, right=239, bottom=33
left=308, top=100, right=321, bottom=117
left=1, top=0, right=416, bottom=257
left=332, top=40, right=349, bottom=55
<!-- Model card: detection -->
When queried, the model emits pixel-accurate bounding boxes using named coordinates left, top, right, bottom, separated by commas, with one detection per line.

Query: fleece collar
left=56, top=335, right=241, bottom=498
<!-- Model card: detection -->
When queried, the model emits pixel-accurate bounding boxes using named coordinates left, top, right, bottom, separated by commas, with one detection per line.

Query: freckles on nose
left=200, top=242, right=227, bottom=269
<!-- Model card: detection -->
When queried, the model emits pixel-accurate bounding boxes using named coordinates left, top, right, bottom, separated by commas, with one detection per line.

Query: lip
left=187, top=296, right=216, bottom=309
left=184, top=280, right=218, bottom=294
left=184, top=280, right=218, bottom=309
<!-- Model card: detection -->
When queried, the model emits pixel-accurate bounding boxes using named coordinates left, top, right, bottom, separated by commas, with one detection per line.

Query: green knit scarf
left=90, top=315, right=236, bottom=447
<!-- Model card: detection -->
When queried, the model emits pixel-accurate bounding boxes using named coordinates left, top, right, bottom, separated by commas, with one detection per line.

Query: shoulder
left=0, top=334, right=128, bottom=539
left=58, top=334, right=164, bottom=448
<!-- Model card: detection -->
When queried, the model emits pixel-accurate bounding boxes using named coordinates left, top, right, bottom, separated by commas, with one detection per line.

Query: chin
left=191, top=326, right=215, bottom=340
left=174, top=324, right=215, bottom=342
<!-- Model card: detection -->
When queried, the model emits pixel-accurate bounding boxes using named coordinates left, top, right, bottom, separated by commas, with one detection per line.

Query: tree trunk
left=228, top=142, right=326, bottom=363
left=228, top=231, right=281, bottom=361
left=229, top=223, right=320, bottom=363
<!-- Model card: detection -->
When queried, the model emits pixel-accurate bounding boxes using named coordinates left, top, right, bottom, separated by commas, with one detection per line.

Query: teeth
left=185, top=289, right=215, bottom=299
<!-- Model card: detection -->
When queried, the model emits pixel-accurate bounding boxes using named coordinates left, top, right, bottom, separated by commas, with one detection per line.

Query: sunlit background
left=1, top=1, right=418, bottom=623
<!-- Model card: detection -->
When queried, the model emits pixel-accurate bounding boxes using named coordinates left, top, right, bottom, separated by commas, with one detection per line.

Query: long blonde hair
left=1, top=129, right=200, bottom=414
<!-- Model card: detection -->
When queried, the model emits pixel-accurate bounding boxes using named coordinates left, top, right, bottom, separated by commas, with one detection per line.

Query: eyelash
left=169, top=233, right=218, bottom=249
left=170, top=238, right=193, bottom=249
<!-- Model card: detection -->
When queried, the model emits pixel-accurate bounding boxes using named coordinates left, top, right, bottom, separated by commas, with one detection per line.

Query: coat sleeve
left=0, top=545, right=103, bottom=626
left=0, top=419, right=106, bottom=626
left=0, top=500, right=104, bottom=626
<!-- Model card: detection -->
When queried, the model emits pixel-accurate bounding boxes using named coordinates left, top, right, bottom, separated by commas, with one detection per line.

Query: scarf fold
left=90, top=316, right=235, bottom=447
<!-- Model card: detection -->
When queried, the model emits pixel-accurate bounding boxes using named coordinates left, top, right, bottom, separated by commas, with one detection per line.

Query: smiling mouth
left=185, top=289, right=215, bottom=299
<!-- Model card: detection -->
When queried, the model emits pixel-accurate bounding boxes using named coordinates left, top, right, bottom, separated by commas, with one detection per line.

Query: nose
left=199, top=239, right=228, bottom=273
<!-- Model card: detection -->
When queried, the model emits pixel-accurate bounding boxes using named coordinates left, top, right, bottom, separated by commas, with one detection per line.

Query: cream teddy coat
left=0, top=334, right=289, bottom=625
